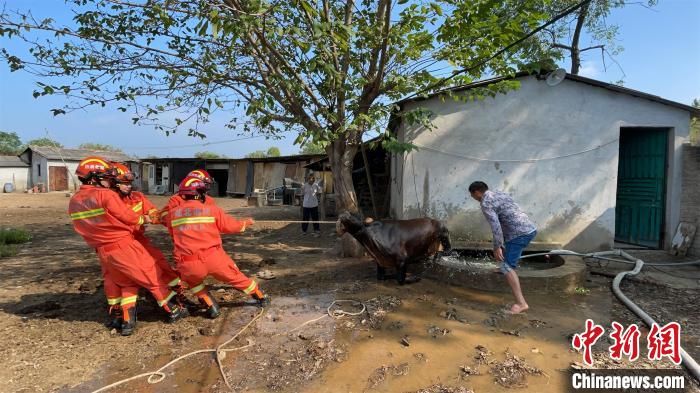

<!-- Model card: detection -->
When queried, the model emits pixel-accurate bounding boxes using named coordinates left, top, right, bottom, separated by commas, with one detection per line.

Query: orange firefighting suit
left=122, top=191, right=181, bottom=288
left=69, top=185, right=177, bottom=312
left=161, top=198, right=259, bottom=300
left=160, top=194, right=215, bottom=228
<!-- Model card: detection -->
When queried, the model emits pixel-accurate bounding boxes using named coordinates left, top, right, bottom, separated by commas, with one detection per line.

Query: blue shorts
left=499, top=230, right=537, bottom=274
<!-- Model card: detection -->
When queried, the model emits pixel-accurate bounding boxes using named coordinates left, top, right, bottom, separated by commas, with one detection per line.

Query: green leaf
left=198, top=21, right=208, bottom=36
left=300, top=0, right=315, bottom=16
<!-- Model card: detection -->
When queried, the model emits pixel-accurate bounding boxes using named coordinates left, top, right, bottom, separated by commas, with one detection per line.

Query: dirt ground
left=0, top=192, right=698, bottom=393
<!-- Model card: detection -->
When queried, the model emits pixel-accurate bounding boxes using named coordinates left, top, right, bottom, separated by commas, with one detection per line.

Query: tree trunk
left=570, top=2, right=589, bottom=75
left=327, top=136, right=359, bottom=214
left=327, top=134, right=364, bottom=258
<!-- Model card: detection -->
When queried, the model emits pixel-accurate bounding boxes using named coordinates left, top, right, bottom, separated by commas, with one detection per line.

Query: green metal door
left=615, top=128, right=668, bottom=248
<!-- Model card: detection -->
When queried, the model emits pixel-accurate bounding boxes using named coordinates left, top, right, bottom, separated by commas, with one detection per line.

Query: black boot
left=198, top=291, right=221, bottom=319
left=105, top=305, right=122, bottom=329
left=251, top=288, right=270, bottom=308
left=120, top=306, right=137, bottom=336
left=164, top=299, right=189, bottom=323
left=172, top=284, right=198, bottom=309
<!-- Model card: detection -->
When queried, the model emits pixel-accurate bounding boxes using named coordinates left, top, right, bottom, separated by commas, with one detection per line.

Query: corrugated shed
left=22, top=146, right=138, bottom=162
left=0, top=156, right=29, bottom=167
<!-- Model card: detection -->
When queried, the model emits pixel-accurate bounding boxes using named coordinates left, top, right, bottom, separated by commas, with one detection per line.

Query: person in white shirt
left=301, top=173, right=322, bottom=236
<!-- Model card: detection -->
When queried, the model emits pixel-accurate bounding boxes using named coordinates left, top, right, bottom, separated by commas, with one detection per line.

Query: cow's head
left=336, top=211, right=365, bottom=236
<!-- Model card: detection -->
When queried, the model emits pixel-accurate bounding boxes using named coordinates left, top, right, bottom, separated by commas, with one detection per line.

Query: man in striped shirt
left=470, top=181, right=537, bottom=314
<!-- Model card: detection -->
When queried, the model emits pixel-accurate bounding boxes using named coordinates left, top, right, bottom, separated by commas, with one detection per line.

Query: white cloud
left=578, top=61, right=602, bottom=79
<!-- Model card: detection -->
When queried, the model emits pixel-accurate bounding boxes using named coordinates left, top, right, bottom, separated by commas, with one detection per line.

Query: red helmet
left=76, top=156, right=114, bottom=181
left=111, top=162, right=135, bottom=183
left=178, top=176, right=207, bottom=196
left=187, top=169, right=212, bottom=189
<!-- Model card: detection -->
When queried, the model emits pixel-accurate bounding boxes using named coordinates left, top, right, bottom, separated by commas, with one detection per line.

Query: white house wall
left=392, top=76, right=691, bottom=251
left=0, top=167, right=30, bottom=191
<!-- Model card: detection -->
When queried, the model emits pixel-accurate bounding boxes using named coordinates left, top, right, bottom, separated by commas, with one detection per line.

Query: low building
left=19, top=146, right=138, bottom=192
left=304, top=139, right=390, bottom=218
left=142, top=154, right=324, bottom=197
left=0, top=156, right=30, bottom=192
left=390, top=72, right=700, bottom=252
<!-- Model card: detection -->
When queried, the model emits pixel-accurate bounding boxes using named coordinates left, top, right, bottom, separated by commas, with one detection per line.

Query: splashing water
left=438, top=253, right=499, bottom=272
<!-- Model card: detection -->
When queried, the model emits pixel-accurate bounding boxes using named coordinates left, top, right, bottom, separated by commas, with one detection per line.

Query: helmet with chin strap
left=187, top=169, right=213, bottom=190
left=178, top=176, right=207, bottom=197
left=76, top=156, right=115, bottom=184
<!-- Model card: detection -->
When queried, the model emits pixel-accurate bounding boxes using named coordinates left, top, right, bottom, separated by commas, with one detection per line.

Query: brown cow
left=337, top=213, right=451, bottom=284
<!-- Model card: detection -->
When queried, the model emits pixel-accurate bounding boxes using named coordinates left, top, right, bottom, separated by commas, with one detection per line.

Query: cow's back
left=363, top=218, right=441, bottom=263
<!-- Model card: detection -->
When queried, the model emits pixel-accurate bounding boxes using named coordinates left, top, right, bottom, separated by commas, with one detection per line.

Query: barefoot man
left=469, top=181, right=537, bottom=314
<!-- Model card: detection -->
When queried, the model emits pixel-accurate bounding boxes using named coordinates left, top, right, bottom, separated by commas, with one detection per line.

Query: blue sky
left=0, top=0, right=698, bottom=158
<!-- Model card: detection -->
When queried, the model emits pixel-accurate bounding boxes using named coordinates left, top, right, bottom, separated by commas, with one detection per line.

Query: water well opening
left=425, top=248, right=586, bottom=294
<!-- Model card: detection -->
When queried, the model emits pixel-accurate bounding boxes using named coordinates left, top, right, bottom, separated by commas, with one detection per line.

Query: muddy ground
left=0, top=192, right=698, bottom=393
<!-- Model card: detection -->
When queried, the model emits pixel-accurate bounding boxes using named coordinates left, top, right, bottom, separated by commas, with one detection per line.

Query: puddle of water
left=82, top=280, right=613, bottom=393
left=307, top=280, right=612, bottom=393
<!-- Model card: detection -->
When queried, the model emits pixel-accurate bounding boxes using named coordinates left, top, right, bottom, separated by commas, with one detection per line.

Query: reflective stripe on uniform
left=171, top=216, right=216, bottom=227
left=121, top=295, right=138, bottom=306
left=107, top=297, right=122, bottom=305
left=157, top=291, right=176, bottom=307
left=190, top=283, right=206, bottom=294
left=70, top=208, right=106, bottom=220
left=137, top=215, right=145, bottom=226
left=168, top=277, right=181, bottom=287
left=131, top=202, right=143, bottom=213
left=243, top=280, right=257, bottom=295
left=160, top=210, right=169, bottom=218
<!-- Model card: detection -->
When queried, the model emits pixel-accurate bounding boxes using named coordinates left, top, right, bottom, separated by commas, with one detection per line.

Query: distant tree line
left=0, top=132, right=122, bottom=155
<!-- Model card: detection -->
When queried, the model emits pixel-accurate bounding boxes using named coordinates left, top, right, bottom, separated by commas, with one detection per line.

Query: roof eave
left=396, top=72, right=700, bottom=116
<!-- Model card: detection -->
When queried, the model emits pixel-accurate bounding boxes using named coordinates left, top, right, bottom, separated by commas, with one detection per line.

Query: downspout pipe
left=520, top=249, right=700, bottom=382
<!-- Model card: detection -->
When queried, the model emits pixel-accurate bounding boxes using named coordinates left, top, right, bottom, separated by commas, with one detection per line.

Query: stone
left=332, top=233, right=365, bottom=258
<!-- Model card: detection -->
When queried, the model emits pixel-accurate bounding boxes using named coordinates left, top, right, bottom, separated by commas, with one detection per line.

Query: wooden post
left=320, top=192, right=326, bottom=220
left=360, top=142, right=378, bottom=218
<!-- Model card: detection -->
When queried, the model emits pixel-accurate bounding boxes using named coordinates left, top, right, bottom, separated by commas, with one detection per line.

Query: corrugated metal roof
left=23, top=146, right=139, bottom=162
left=0, top=155, right=29, bottom=167
left=145, top=154, right=325, bottom=163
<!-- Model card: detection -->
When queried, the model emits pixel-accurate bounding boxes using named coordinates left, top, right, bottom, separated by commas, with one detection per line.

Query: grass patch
left=0, top=228, right=30, bottom=259
left=0, top=228, right=31, bottom=245
left=574, top=287, right=590, bottom=296
left=0, top=244, right=18, bottom=258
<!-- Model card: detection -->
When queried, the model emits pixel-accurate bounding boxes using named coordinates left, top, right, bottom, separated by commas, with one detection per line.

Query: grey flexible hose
left=521, top=249, right=700, bottom=266
left=521, top=249, right=700, bottom=381
left=612, top=250, right=700, bottom=382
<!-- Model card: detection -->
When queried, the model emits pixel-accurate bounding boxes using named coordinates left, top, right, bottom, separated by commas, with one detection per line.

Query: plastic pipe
left=611, top=251, right=700, bottom=382
left=526, top=249, right=700, bottom=381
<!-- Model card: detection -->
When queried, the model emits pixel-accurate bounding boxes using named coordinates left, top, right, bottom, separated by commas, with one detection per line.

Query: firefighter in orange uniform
left=110, top=162, right=195, bottom=307
left=162, top=176, right=269, bottom=318
left=68, top=156, right=188, bottom=336
left=159, top=169, right=215, bottom=224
